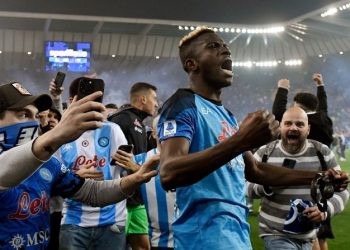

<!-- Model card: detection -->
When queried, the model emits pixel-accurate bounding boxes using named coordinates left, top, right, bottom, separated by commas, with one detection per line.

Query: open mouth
left=287, top=134, right=299, bottom=142
left=221, top=59, right=233, bottom=75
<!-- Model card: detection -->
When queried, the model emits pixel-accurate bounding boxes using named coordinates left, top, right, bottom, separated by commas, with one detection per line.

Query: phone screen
left=282, top=158, right=296, bottom=169
left=77, top=78, right=105, bottom=102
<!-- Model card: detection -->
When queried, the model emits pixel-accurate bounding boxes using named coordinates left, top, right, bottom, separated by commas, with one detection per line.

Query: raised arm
left=313, top=73, right=328, bottom=113
left=49, top=78, right=64, bottom=113
left=0, top=92, right=106, bottom=190
left=272, top=79, right=290, bottom=122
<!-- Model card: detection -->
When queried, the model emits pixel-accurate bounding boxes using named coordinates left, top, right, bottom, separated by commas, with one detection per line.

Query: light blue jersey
left=135, top=148, right=175, bottom=248
left=57, top=121, right=127, bottom=227
left=158, top=89, right=251, bottom=250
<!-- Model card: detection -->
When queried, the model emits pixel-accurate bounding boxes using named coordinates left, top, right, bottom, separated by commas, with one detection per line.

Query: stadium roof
left=0, top=0, right=349, bottom=61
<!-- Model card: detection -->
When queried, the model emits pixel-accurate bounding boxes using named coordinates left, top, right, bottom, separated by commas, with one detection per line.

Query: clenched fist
left=236, top=110, right=279, bottom=151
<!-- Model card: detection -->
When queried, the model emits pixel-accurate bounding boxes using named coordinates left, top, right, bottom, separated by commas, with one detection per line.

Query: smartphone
left=118, top=144, right=134, bottom=153
left=54, top=72, right=66, bottom=88
left=282, top=158, right=296, bottom=169
left=77, top=78, right=105, bottom=102
left=110, top=144, right=134, bottom=165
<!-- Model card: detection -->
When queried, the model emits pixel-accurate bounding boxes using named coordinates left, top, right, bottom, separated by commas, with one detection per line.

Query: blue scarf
left=0, top=121, right=39, bottom=154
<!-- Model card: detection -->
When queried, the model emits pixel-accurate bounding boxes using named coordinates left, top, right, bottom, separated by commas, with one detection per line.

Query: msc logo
left=163, top=120, right=176, bottom=137
left=9, top=229, right=50, bottom=249
left=10, top=234, right=25, bottom=249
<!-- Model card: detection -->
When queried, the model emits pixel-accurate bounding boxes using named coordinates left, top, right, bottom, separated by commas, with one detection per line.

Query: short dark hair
left=129, top=82, right=157, bottom=98
left=49, top=107, right=62, bottom=121
left=179, top=27, right=215, bottom=73
left=294, top=92, right=318, bottom=112
left=105, top=103, right=118, bottom=109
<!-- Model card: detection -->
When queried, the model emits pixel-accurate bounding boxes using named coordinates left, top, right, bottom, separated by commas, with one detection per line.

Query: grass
left=248, top=149, right=350, bottom=250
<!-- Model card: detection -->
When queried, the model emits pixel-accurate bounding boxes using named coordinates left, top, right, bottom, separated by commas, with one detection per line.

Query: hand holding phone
left=54, top=72, right=66, bottom=88
left=110, top=144, right=134, bottom=166
left=118, top=144, right=134, bottom=153
left=77, top=78, right=105, bottom=103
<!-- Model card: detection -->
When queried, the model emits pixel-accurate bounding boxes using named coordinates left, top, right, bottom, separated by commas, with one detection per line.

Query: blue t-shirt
left=158, top=89, right=251, bottom=250
left=0, top=157, right=84, bottom=249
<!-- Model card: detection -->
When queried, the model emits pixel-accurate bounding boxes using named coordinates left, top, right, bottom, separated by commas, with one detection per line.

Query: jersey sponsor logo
left=39, top=168, right=52, bottom=182
left=217, top=120, right=238, bottom=141
left=10, top=233, right=25, bottom=249
left=82, top=140, right=89, bottom=147
left=72, top=155, right=106, bottom=171
left=163, top=120, right=176, bottom=137
left=98, top=137, right=109, bottom=147
left=9, top=229, right=50, bottom=249
left=201, top=107, right=212, bottom=115
left=8, top=191, right=49, bottom=220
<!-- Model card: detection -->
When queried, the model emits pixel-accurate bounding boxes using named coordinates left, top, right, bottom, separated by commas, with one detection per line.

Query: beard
left=281, top=136, right=306, bottom=154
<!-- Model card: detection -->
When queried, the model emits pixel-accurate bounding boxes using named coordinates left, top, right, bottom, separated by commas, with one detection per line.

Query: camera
left=311, top=173, right=335, bottom=212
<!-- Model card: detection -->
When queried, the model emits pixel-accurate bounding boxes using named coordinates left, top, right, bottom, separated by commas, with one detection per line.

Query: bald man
left=247, top=107, right=349, bottom=250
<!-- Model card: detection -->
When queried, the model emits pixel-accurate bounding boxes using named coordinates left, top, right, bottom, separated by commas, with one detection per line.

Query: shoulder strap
left=261, top=140, right=279, bottom=162
left=309, top=139, right=327, bottom=171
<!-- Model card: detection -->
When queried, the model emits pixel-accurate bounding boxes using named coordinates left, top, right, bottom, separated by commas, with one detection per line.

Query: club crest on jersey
left=98, top=137, right=109, bottom=147
left=39, top=168, right=52, bottom=182
left=163, top=120, right=177, bottom=137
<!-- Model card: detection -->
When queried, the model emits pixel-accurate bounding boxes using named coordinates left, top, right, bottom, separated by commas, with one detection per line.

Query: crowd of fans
left=0, top=26, right=349, bottom=250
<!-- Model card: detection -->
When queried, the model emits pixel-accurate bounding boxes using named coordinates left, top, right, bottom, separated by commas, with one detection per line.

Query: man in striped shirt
left=247, top=106, right=349, bottom=250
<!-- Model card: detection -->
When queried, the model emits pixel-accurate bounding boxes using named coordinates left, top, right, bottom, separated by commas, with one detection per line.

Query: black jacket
left=109, top=106, right=150, bottom=205
left=272, top=86, right=333, bottom=147
left=109, top=107, right=149, bottom=154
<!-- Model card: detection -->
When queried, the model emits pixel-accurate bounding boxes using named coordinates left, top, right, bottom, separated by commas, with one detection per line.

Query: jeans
left=59, top=224, right=126, bottom=250
left=263, top=235, right=313, bottom=250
